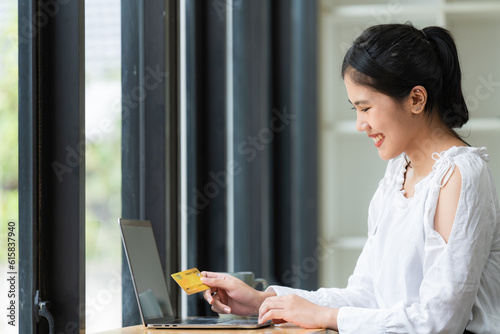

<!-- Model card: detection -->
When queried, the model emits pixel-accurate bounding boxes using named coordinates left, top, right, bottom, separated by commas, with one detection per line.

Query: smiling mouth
left=372, top=134, right=384, bottom=143
left=371, top=134, right=385, bottom=147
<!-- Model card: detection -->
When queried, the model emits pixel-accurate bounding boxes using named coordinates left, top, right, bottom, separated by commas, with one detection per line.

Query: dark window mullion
left=121, top=0, right=144, bottom=326
left=19, top=0, right=86, bottom=332
left=19, top=0, right=39, bottom=332
left=122, top=0, right=180, bottom=324
left=38, top=0, right=86, bottom=331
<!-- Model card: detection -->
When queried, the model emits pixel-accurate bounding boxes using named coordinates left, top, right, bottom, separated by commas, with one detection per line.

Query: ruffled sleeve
left=338, top=147, right=499, bottom=333
left=267, top=148, right=499, bottom=333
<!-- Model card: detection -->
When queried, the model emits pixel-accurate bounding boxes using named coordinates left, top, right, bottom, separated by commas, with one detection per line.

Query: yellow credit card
left=171, top=268, right=210, bottom=295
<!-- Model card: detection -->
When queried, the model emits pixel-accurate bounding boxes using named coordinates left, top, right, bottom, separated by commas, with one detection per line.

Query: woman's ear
left=410, top=86, right=427, bottom=114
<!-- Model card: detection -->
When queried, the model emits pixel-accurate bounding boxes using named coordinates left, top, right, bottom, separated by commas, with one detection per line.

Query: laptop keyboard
left=178, top=317, right=260, bottom=325
left=181, top=318, right=221, bottom=324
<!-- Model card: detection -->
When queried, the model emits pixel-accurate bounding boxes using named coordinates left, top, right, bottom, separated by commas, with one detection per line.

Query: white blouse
left=270, top=146, right=500, bottom=333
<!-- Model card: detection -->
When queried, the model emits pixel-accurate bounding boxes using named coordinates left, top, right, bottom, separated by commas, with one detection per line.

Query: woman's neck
left=404, top=123, right=465, bottom=179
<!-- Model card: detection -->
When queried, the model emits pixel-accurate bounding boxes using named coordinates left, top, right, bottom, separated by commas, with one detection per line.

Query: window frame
left=19, top=0, right=86, bottom=332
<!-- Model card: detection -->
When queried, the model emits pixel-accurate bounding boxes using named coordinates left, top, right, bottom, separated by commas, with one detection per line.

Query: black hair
left=341, top=23, right=468, bottom=139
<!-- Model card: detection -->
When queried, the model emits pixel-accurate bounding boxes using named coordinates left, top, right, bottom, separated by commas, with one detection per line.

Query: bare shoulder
left=434, top=166, right=462, bottom=243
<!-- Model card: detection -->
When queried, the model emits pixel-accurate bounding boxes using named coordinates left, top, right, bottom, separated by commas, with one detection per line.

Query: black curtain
left=121, top=0, right=180, bottom=325
left=186, top=0, right=318, bottom=316
left=120, top=0, right=318, bottom=320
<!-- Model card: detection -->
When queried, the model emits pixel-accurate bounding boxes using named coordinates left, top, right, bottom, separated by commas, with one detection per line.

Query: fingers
left=211, top=295, right=231, bottom=314
left=201, top=271, right=261, bottom=316
left=259, top=307, right=286, bottom=325
left=200, top=271, right=218, bottom=278
left=202, top=287, right=215, bottom=305
left=259, top=295, right=337, bottom=329
left=200, top=272, right=234, bottom=313
left=202, top=288, right=231, bottom=314
left=201, top=272, right=223, bottom=304
left=200, top=274, right=235, bottom=291
left=201, top=271, right=233, bottom=280
left=258, top=296, right=286, bottom=325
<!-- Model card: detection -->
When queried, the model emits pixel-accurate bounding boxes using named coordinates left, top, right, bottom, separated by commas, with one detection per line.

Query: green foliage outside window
left=0, top=8, right=18, bottom=263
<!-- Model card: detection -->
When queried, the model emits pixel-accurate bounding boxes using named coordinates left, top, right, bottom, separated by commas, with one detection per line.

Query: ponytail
left=422, top=26, right=469, bottom=129
left=342, top=23, right=469, bottom=138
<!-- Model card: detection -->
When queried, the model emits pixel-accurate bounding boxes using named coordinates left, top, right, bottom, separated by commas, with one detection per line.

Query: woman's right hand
left=201, top=271, right=276, bottom=316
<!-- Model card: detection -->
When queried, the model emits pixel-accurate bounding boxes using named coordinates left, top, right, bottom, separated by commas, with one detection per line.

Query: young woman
left=201, top=23, right=500, bottom=333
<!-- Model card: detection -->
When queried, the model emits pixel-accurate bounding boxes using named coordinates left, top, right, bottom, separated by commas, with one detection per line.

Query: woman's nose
left=355, top=113, right=370, bottom=132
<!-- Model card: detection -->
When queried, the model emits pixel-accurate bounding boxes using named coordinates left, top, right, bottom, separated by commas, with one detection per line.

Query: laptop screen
left=119, top=219, right=174, bottom=322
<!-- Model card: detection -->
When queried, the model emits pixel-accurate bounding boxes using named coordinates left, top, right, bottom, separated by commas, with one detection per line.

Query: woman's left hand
left=258, top=294, right=339, bottom=330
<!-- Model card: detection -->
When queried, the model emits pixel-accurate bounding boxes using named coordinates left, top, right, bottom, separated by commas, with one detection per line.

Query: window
left=85, top=0, right=122, bottom=332
left=0, top=1, right=18, bottom=332
left=18, top=1, right=320, bottom=332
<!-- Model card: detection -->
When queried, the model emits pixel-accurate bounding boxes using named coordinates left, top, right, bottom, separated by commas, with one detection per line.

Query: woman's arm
left=434, top=166, right=462, bottom=243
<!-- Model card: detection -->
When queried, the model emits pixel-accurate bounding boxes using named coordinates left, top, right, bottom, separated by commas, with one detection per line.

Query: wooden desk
left=97, top=324, right=338, bottom=334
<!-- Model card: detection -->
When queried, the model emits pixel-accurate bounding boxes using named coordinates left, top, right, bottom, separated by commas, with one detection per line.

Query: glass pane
left=0, top=1, right=18, bottom=333
left=85, top=0, right=122, bottom=332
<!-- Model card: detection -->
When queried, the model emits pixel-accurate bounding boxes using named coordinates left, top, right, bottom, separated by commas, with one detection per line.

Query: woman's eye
left=361, top=107, right=370, bottom=112
left=351, top=106, right=371, bottom=112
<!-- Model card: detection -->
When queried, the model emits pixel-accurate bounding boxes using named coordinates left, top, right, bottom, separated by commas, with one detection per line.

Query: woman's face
left=344, top=74, right=419, bottom=161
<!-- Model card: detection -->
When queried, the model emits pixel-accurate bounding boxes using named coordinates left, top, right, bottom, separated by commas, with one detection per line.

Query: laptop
left=118, top=218, right=271, bottom=329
